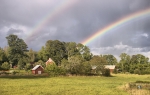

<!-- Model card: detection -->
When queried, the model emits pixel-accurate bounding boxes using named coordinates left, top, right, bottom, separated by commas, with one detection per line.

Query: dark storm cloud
left=48, top=0, right=150, bottom=44
left=0, top=0, right=61, bottom=26
left=0, top=0, right=150, bottom=58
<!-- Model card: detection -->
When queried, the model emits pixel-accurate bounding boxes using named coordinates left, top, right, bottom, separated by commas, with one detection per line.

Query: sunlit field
left=0, top=74, right=150, bottom=95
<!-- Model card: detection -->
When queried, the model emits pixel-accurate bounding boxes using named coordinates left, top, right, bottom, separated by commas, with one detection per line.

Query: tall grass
left=0, top=74, right=150, bottom=95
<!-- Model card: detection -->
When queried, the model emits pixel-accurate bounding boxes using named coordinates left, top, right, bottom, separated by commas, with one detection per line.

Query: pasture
left=0, top=74, right=150, bottom=95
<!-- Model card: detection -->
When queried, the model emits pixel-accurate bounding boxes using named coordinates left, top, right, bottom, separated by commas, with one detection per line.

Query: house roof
left=105, top=65, right=115, bottom=69
left=46, top=58, right=54, bottom=65
left=91, top=65, right=97, bottom=70
left=32, top=65, right=43, bottom=70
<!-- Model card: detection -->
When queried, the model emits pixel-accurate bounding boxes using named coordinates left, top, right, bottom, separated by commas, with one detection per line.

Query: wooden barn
left=31, top=65, right=44, bottom=74
left=105, top=65, right=116, bottom=73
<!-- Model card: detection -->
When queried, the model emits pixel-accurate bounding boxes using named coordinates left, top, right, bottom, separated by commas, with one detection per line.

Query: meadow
left=0, top=74, right=150, bottom=95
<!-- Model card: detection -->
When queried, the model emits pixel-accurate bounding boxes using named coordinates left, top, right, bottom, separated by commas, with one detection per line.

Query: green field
left=0, top=74, right=150, bottom=95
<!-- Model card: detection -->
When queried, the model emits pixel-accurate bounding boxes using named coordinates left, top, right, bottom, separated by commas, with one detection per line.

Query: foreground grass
left=0, top=74, right=150, bottom=95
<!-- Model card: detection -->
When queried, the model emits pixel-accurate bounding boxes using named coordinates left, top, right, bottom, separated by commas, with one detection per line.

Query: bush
left=1, top=62, right=10, bottom=70
left=102, top=68, right=110, bottom=77
left=113, top=68, right=118, bottom=74
left=45, top=64, right=66, bottom=76
left=9, top=70, right=18, bottom=75
left=134, top=69, right=141, bottom=75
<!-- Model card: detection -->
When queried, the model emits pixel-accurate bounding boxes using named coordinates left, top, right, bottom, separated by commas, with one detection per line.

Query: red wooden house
left=31, top=65, right=44, bottom=74
left=105, top=65, right=116, bottom=73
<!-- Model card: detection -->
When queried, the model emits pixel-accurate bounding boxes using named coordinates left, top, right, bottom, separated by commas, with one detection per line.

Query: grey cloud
left=0, top=0, right=62, bottom=26
left=91, top=43, right=150, bottom=58
left=129, top=0, right=150, bottom=11
left=7, top=28, right=23, bottom=35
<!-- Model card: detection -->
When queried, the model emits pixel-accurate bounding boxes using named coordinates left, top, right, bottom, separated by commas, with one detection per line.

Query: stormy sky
left=0, top=0, right=150, bottom=59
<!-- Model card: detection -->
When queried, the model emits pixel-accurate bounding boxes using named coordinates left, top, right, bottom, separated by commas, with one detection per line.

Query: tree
left=61, top=58, right=70, bottom=72
left=34, top=60, right=46, bottom=68
left=119, top=53, right=130, bottom=73
left=1, top=62, right=10, bottom=70
left=65, top=42, right=79, bottom=58
left=130, top=54, right=149, bottom=74
left=38, top=46, right=48, bottom=62
left=80, top=61, right=91, bottom=75
left=27, top=49, right=37, bottom=63
left=90, top=55, right=107, bottom=75
left=76, top=43, right=92, bottom=61
left=68, top=55, right=85, bottom=75
left=103, top=54, right=117, bottom=65
left=17, top=58, right=24, bottom=70
left=90, top=55, right=107, bottom=66
left=45, top=40, right=67, bottom=65
left=136, top=54, right=149, bottom=64
left=6, top=34, right=28, bottom=67
left=25, top=63, right=32, bottom=73
left=0, top=47, right=7, bottom=65
left=45, top=64, right=66, bottom=76
left=102, top=68, right=110, bottom=76
left=65, top=42, right=93, bottom=60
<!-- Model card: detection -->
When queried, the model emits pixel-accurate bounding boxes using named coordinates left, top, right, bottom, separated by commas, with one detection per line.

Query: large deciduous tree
left=45, top=40, right=67, bottom=65
left=27, top=49, right=36, bottom=63
left=38, top=46, right=48, bottom=62
left=0, top=47, right=7, bottom=65
left=119, top=53, right=130, bottom=73
left=90, top=55, right=107, bottom=75
left=103, top=54, right=117, bottom=65
left=129, top=54, right=149, bottom=74
left=76, top=43, right=92, bottom=61
left=6, top=34, right=28, bottom=67
left=65, top=42, right=79, bottom=57
left=68, top=55, right=85, bottom=75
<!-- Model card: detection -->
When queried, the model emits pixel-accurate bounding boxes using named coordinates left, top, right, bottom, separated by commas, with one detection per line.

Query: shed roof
left=32, top=65, right=43, bottom=70
left=105, top=65, right=115, bottom=69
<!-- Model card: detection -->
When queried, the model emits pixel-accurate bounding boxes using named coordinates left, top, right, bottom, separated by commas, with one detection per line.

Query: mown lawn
left=0, top=74, right=150, bottom=95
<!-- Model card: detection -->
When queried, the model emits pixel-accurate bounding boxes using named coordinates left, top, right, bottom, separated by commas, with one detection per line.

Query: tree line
left=0, top=34, right=150, bottom=76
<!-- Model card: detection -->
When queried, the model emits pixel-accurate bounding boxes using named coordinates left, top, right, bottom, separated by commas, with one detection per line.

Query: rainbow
left=25, top=0, right=78, bottom=43
left=81, top=8, right=150, bottom=45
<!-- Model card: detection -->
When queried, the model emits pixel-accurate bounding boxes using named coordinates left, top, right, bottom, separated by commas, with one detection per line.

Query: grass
left=0, top=74, right=150, bottom=95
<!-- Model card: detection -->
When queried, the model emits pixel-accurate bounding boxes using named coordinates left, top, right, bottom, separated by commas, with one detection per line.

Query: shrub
left=9, top=70, right=17, bottom=75
left=134, top=69, right=141, bottom=75
left=45, top=64, right=66, bottom=76
left=102, top=68, right=110, bottom=77
left=113, top=68, right=118, bottom=74
left=25, top=63, right=32, bottom=72
left=1, top=62, right=10, bottom=70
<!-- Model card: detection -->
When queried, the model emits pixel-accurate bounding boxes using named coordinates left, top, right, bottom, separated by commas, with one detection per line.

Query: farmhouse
left=46, top=58, right=54, bottom=66
left=31, top=65, right=44, bottom=74
left=105, top=65, right=116, bottom=73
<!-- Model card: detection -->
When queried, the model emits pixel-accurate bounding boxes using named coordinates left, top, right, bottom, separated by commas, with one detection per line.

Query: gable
left=32, top=65, right=43, bottom=70
left=46, top=58, right=54, bottom=65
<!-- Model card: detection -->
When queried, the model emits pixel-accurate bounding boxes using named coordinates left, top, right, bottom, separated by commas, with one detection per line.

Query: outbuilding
left=31, top=65, right=44, bottom=74
left=105, top=65, right=116, bottom=73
